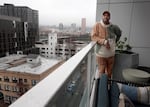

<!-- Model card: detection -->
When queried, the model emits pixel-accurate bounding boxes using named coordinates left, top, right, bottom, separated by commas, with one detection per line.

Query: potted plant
left=112, top=37, right=139, bottom=80
left=116, top=37, right=132, bottom=54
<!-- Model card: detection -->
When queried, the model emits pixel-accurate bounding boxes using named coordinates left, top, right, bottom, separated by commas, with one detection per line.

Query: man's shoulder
left=110, top=24, right=121, bottom=30
left=95, top=22, right=101, bottom=26
left=110, top=24, right=119, bottom=28
left=95, top=22, right=104, bottom=28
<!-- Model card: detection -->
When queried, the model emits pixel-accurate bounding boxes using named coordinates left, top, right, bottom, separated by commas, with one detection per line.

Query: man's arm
left=91, top=23, right=106, bottom=45
left=114, top=25, right=122, bottom=42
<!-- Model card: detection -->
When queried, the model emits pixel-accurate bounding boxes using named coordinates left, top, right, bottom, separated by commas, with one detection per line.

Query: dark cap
left=102, top=11, right=110, bottom=16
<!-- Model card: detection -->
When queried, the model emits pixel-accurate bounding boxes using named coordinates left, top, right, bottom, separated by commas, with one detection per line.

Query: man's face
left=102, top=14, right=110, bottom=23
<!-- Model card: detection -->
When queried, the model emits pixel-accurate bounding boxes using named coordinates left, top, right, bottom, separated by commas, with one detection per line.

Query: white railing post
left=87, top=51, right=92, bottom=107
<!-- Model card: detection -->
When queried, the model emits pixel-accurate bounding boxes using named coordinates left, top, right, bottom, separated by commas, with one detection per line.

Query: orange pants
left=97, top=56, right=114, bottom=78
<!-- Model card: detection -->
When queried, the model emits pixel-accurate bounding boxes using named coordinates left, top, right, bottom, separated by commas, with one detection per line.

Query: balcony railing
left=9, top=41, right=97, bottom=107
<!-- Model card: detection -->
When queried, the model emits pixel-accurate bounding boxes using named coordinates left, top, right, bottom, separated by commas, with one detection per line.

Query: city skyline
left=0, top=0, right=96, bottom=27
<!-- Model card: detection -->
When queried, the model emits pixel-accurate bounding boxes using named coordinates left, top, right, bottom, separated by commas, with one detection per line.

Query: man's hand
left=104, top=40, right=110, bottom=49
left=105, top=41, right=110, bottom=49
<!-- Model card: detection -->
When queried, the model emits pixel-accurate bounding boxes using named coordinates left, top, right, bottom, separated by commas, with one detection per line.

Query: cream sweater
left=91, top=21, right=121, bottom=57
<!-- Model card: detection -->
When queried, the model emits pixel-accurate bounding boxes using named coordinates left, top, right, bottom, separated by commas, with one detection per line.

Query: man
left=91, top=11, right=121, bottom=78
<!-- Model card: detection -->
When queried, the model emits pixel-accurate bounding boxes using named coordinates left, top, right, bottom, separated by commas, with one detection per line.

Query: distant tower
left=81, top=18, right=86, bottom=34
left=71, top=23, right=76, bottom=32
left=59, top=23, right=63, bottom=31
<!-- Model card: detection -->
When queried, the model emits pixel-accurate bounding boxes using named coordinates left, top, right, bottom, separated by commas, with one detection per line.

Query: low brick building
left=0, top=54, right=64, bottom=104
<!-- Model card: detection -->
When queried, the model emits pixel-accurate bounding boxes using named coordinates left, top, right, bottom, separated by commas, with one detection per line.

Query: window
left=19, top=87, right=23, bottom=93
left=4, top=76, right=9, bottom=82
left=65, top=49, right=69, bottom=51
left=4, top=95, right=11, bottom=102
left=12, top=77, right=17, bottom=83
left=5, top=85, right=10, bottom=91
left=24, top=79, right=27, bottom=83
left=12, top=86, right=18, bottom=92
left=31, top=80, right=37, bottom=86
left=24, top=88, right=28, bottom=92
left=13, top=20, right=16, bottom=28
left=12, top=97, right=17, bottom=103
left=18, top=78, right=23, bottom=83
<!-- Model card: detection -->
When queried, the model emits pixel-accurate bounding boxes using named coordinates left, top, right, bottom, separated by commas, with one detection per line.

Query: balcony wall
left=9, top=42, right=97, bottom=107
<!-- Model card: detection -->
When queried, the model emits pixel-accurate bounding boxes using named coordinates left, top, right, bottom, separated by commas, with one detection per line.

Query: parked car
left=66, top=81, right=76, bottom=94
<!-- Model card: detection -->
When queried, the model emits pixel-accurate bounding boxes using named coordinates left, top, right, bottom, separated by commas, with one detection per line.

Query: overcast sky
left=0, top=0, right=96, bottom=27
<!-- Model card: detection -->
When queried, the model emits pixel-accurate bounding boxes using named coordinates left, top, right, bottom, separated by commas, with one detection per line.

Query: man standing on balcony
left=91, top=11, right=121, bottom=78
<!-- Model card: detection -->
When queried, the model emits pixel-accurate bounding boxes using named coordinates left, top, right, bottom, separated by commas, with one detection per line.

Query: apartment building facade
left=0, top=4, right=39, bottom=57
left=35, top=33, right=87, bottom=59
left=0, top=54, right=64, bottom=104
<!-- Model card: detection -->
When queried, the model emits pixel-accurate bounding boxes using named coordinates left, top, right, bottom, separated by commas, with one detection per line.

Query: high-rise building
left=81, top=18, right=86, bottom=34
left=0, top=4, right=39, bottom=57
left=70, top=23, right=76, bottom=32
left=59, top=23, right=63, bottom=31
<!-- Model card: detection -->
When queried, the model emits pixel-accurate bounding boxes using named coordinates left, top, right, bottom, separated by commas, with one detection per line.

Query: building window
left=31, top=80, right=37, bottom=86
left=12, top=97, right=17, bottom=103
left=19, top=87, right=23, bottom=93
left=13, top=20, right=16, bottom=28
left=18, top=78, right=23, bottom=83
left=24, top=79, right=27, bottom=83
left=12, top=86, right=18, bottom=92
left=12, top=77, right=18, bottom=83
left=5, top=85, right=10, bottom=91
left=65, top=53, right=69, bottom=55
left=4, top=76, right=9, bottom=82
left=4, top=95, right=11, bottom=103
left=65, top=49, right=69, bottom=51
left=24, top=88, right=28, bottom=92
left=0, top=78, right=2, bottom=81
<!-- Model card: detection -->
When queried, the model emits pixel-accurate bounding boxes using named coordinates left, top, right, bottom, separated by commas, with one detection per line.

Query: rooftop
left=0, top=54, right=61, bottom=74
